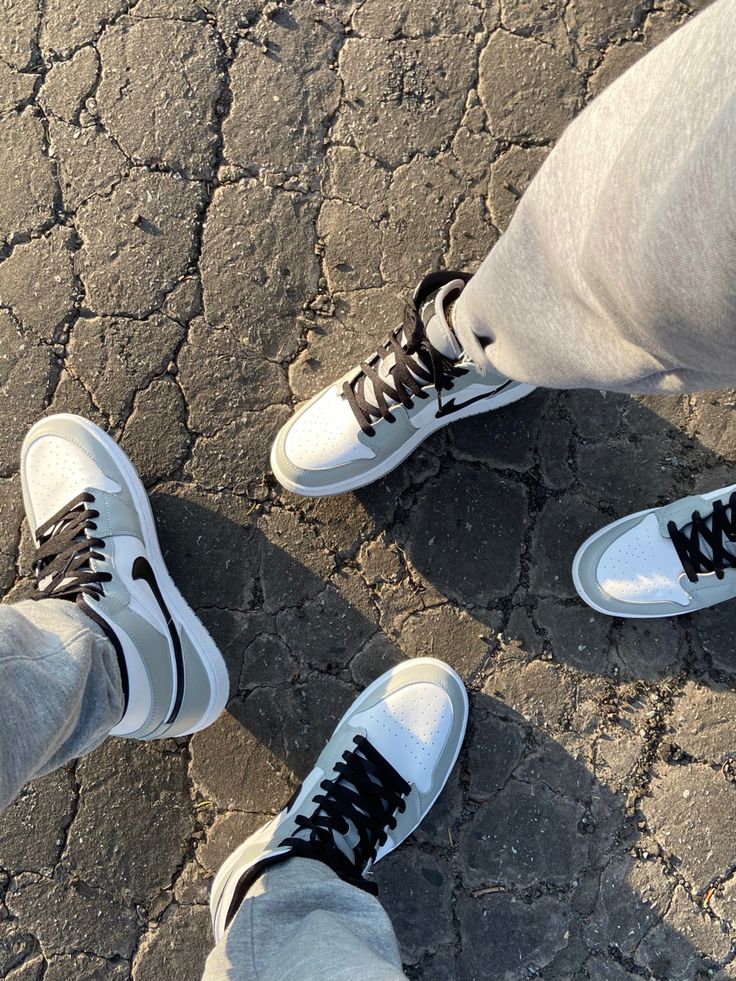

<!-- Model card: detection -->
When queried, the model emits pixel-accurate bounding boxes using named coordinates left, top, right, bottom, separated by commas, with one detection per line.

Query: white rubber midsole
left=272, top=383, right=536, bottom=497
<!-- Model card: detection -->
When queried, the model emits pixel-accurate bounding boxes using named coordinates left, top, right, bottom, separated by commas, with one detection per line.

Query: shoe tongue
left=360, top=280, right=464, bottom=414
left=333, top=812, right=361, bottom=863
left=295, top=754, right=389, bottom=867
left=36, top=514, right=89, bottom=597
left=683, top=508, right=736, bottom=565
left=420, top=280, right=463, bottom=360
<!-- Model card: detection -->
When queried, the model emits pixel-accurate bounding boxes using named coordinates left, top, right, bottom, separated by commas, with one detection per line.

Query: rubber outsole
left=21, top=414, right=230, bottom=735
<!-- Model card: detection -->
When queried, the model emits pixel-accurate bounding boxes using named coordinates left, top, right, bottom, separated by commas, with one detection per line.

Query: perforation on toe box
left=24, top=435, right=121, bottom=528
left=596, top=513, right=691, bottom=606
left=351, top=683, right=453, bottom=794
left=283, top=388, right=375, bottom=471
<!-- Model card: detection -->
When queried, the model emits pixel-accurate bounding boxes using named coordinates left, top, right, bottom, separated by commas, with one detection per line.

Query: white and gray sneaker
left=209, top=658, right=468, bottom=942
left=573, top=483, right=736, bottom=618
left=21, top=414, right=230, bottom=738
left=271, top=271, right=535, bottom=497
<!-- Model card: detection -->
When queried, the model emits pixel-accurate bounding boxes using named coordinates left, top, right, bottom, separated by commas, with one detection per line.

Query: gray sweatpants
left=2, top=3, right=735, bottom=979
left=455, top=0, right=736, bottom=395
left=0, top=600, right=407, bottom=981
left=0, top=600, right=123, bottom=810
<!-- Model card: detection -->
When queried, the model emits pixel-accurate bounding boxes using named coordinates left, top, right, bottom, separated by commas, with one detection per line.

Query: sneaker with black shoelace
left=573, top=483, right=736, bottom=618
left=270, top=271, right=535, bottom=497
left=21, top=414, right=230, bottom=738
left=209, top=658, right=468, bottom=942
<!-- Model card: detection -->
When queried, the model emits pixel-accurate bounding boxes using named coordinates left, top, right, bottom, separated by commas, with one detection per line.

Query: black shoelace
left=343, top=301, right=468, bottom=437
left=280, top=735, right=411, bottom=894
left=668, top=492, right=736, bottom=583
left=32, top=492, right=112, bottom=602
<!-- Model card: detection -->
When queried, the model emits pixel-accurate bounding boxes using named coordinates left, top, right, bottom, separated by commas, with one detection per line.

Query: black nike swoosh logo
left=435, top=379, right=514, bottom=418
left=132, top=556, right=184, bottom=724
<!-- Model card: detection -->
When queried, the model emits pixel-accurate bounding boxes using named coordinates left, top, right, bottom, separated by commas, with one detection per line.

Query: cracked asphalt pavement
left=0, top=1, right=734, bottom=979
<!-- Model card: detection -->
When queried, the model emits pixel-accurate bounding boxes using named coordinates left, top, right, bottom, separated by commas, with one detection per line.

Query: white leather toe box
left=596, top=514, right=691, bottom=607
left=351, top=682, right=453, bottom=793
left=283, top=387, right=375, bottom=471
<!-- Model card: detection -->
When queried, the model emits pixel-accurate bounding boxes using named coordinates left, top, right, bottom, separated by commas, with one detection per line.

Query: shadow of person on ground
left=350, top=387, right=736, bottom=686
left=149, top=489, right=736, bottom=980
left=3, top=385, right=736, bottom=981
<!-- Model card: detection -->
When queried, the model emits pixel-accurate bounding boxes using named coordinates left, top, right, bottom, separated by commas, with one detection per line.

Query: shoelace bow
left=281, top=735, right=410, bottom=894
left=32, top=492, right=112, bottom=602
left=343, top=301, right=468, bottom=437
left=668, top=492, right=736, bottom=583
